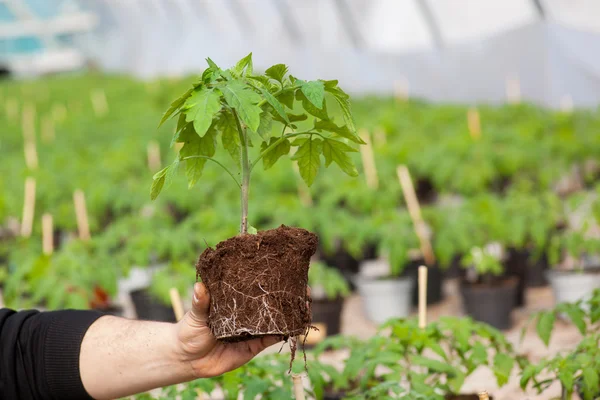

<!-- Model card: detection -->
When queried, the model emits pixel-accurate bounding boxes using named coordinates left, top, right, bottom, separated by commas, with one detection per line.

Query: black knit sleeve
left=0, top=308, right=104, bottom=400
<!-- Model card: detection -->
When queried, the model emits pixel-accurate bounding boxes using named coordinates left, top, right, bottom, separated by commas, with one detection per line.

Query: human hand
left=174, top=282, right=282, bottom=378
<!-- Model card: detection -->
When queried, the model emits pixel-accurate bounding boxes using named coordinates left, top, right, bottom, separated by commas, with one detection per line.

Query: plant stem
left=232, top=109, right=250, bottom=234
left=179, top=156, right=241, bottom=188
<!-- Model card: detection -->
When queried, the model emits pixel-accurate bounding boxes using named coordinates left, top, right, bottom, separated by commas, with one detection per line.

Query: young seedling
left=151, top=54, right=363, bottom=345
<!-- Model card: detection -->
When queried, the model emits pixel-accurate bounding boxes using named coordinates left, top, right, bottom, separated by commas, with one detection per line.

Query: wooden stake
left=73, top=190, right=91, bottom=241
left=418, top=265, right=428, bottom=329
left=24, top=140, right=38, bottom=170
left=42, top=213, right=54, bottom=255
left=41, top=115, right=55, bottom=142
left=195, top=389, right=206, bottom=400
left=91, top=89, right=109, bottom=117
left=560, top=95, right=573, bottom=113
left=147, top=141, right=162, bottom=172
left=21, top=103, right=35, bottom=141
left=169, top=288, right=185, bottom=321
left=478, top=391, right=489, bottom=400
left=467, top=107, right=481, bottom=140
left=20, top=178, right=36, bottom=238
left=6, top=98, right=18, bottom=122
left=394, top=77, right=410, bottom=101
left=506, top=76, right=521, bottom=104
left=397, top=166, right=435, bottom=265
left=359, top=129, right=379, bottom=190
left=292, top=374, right=305, bottom=400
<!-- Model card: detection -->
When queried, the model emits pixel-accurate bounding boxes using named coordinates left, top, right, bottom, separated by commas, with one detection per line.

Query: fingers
left=188, top=282, right=210, bottom=325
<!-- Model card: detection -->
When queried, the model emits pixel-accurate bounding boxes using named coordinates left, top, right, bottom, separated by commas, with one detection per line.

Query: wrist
left=168, top=321, right=197, bottom=382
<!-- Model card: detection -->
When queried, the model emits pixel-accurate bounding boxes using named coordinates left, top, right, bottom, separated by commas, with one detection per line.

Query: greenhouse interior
left=2, top=1, right=600, bottom=399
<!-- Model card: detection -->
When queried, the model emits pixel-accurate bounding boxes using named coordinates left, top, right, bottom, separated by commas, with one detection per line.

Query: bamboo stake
left=359, top=129, right=379, bottom=190
left=21, top=103, right=35, bottom=140
left=73, top=190, right=91, bottom=241
left=394, top=77, right=410, bottom=101
left=169, top=288, right=185, bottom=321
left=42, top=213, right=54, bottom=255
left=396, top=166, right=435, bottom=265
left=467, top=107, right=481, bottom=140
left=560, top=95, right=573, bottom=113
left=292, top=374, right=305, bottom=400
left=20, top=178, right=36, bottom=237
left=478, top=391, right=489, bottom=400
left=41, top=115, right=55, bottom=142
left=24, top=141, right=38, bottom=170
left=418, top=265, right=428, bottom=329
left=147, top=141, right=162, bottom=172
left=6, top=98, right=18, bottom=122
left=91, top=89, right=109, bottom=117
left=506, top=76, right=521, bottom=104
left=195, top=389, right=206, bottom=400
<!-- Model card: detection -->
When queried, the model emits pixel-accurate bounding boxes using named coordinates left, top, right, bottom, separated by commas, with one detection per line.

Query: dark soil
left=197, top=225, right=318, bottom=342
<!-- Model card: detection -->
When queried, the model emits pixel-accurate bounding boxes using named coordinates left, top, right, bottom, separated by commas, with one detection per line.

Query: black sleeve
left=0, top=308, right=104, bottom=400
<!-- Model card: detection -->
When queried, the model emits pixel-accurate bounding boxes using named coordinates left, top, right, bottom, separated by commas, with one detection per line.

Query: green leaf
left=300, top=80, right=325, bottom=109
left=292, top=137, right=322, bottom=187
left=277, top=90, right=295, bottom=109
left=314, top=120, right=365, bottom=144
left=233, top=52, right=253, bottom=77
left=255, top=105, right=273, bottom=139
left=159, top=87, right=194, bottom=127
left=322, top=138, right=358, bottom=177
left=323, top=79, right=339, bottom=89
left=243, top=377, right=267, bottom=400
left=583, top=368, right=599, bottom=399
left=221, top=80, right=262, bottom=132
left=493, top=353, right=514, bottom=387
left=248, top=226, right=258, bottom=235
left=265, top=64, right=288, bottom=83
left=261, top=137, right=291, bottom=170
left=325, top=85, right=356, bottom=132
left=150, top=167, right=168, bottom=200
left=206, top=57, right=220, bottom=71
left=296, top=90, right=328, bottom=120
left=259, top=88, right=290, bottom=124
left=180, top=127, right=217, bottom=188
left=470, top=342, right=488, bottom=366
left=164, top=158, right=180, bottom=188
left=184, top=87, right=222, bottom=137
left=411, top=355, right=456, bottom=374
left=563, top=304, right=587, bottom=335
left=218, top=111, right=240, bottom=162
left=536, top=311, right=555, bottom=346
left=519, top=364, right=536, bottom=389
left=273, top=112, right=307, bottom=125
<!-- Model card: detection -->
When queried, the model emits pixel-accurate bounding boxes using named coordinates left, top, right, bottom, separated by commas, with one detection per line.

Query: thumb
left=188, top=282, right=210, bottom=325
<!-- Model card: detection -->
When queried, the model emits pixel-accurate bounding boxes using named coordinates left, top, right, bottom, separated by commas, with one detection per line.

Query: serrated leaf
left=218, top=111, right=240, bottom=162
left=292, top=137, right=322, bottom=186
left=583, top=368, right=599, bottom=399
left=164, top=158, right=180, bottom=188
left=232, top=52, right=253, bottom=77
left=255, top=105, right=273, bottom=139
left=300, top=80, right=325, bottom=109
left=273, top=112, right=307, bottom=125
left=180, top=127, right=217, bottom=188
left=184, top=87, right=222, bottom=137
left=150, top=171, right=166, bottom=200
left=323, top=79, right=339, bottom=89
left=493, top=353, right=514, bottom=387
left=221, top=80, right=262, bottom=132
left=325, top=85, right=355, bottom=132
left=159, top=87, right=194, bottom=127
left=322, top=138, right=358, bottom=177
left=265, top=64, right=288, bottom=83
left=536, top=311, right=555, bottom=346
left=206, top=57, right=220, bottom=71
left=261, top=137, right=290, bottom=170
left=296, top=90, right=328, bottom=120
left=277, top=90, right=295, bottom=109
left=411, top=355, right=456, bottom=374
left=259, top=88, right=290, bottom=124
left=314, top=120, right=365, bottom=144
left=470, top=342, right=488, bottom=365
left=563, top=304, right=587, bottom=335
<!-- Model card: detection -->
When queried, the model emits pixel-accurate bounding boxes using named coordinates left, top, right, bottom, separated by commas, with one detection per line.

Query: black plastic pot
left=306, top=297, right=344, bottom=348
left=324, top=392, right=345, bottom=400
left=130, top=289, right=176, bottom=322
left=460, top=278, right=517, bottom=330
left=504, top=249, right=527, bottom=307
left=525, top=254, right=548, bottom=288
left=403, top=259, right=444, bottom=306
